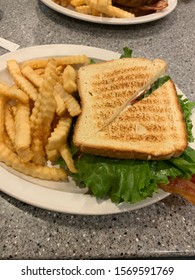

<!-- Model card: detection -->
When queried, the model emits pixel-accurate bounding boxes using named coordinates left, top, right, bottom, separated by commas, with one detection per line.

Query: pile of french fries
left=53, top=0, right=135, bottom=18
left=0, top=54, right=90, bottom=181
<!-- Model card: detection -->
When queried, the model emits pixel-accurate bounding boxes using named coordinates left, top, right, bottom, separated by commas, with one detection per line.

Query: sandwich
left=112, top=0, right=169, bottom=16
left=74, top=78, right=188, bottom=160
left=67, top=53, right=195, bottom=205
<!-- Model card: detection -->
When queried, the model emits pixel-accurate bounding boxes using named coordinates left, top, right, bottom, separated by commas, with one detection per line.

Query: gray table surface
left=0, top=0, right=195, bottom=259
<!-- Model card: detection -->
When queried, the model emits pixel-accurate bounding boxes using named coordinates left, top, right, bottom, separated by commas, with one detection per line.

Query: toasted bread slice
left=75, top=57, right=167, bottom=145
left=74, top=80, right=188, bottom=160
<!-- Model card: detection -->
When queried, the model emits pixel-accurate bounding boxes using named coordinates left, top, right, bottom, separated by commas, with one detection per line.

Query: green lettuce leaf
left=120, top=47, right=133, bottom=58
left=178, top=96, right=195, bottom=142
left=70, top=147, right=195, bottom=204
left=143, top=76, right=170, bottom=98
left=72, top=155, right=157, bottom=203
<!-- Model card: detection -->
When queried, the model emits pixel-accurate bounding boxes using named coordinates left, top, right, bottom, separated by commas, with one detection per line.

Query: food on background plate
left=0, top=47, right=195, bottom=207
left=52, top=0, right=168, bottom=18
left=112, top=0, right=168, bottom=16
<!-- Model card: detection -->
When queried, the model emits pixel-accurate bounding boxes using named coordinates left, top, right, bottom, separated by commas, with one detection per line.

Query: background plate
left=40, top=0, right=177, bottom=25
left=0, top=44, right=179, bottom=215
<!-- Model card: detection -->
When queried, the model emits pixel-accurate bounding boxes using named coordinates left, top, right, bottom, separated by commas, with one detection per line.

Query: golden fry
left=59, top=143, right=77, bottom=173
left=0, top=96, right=6, bottom=143
left=0, top=143, right=67, bottom=181
left=31, top=135, right=46, bottom=166
left=0, top=82, right=29, bottom=104
left=55, top=55, right=90, bottom=66
left=30, top=94, right=42, bottom=134
left=63, top=79, right=77, bottom=94
left=62, top=65, right=77, bottom=94
left=105, top=5, right=135, bottom=18
left=70, top=0, right=86, bottom=6
left=21, top=65, right=44, bottom=88
left=55, top=83, right=81, bottom=117
left=4, top=130, right=15, bottom=152
left=47, top=114, right=72, bottom=151
left=39, top=59, right=58, bottom=145
left=7, top=60, right=38, bottom=101
left=4, top=104, right=15, bottom=146
left=34, top=68, right=45, bottom=75
left=14, top=102, right=33, bottom=162
left=56, top=65, right=65, bottom=76
left=21, top=59, right=48, bottom=70
left=53, top=86, right=67, bottom=117
left=75, top=5, right=92, bottom=15
left=46, top=147, right=60, bottom=162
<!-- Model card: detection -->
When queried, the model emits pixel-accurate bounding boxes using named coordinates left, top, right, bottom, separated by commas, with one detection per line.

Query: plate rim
left=40, top=0, right=178, bottom=25
left=0, top=44, right=174, bottom=215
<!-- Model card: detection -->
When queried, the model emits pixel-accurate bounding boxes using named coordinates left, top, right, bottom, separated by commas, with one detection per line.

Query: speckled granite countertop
left=0, top=0, right=195, bottom=259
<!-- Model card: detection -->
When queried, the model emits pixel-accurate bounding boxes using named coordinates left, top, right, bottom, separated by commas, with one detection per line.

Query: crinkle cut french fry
left=21, top=59, right=49, bottom=70
left=21, top=54, right=90, bottom=70
left=53, top=86, right=67, bottom=117
left=34, top=68, right=45, bottom=75
left=30, top=94, right=42, bottom=134
left=0, top=82, right=29, bottom=104
left=56, top=65, right=65, bottom=76
left=31, top=135, right=46, bottom=166
left=39, top=59, right=58, bottom=145
left=45, top=146, right=60, bottom=162
left=55, top=55, right=90, bottom=66
left=85, top=0, right=135, bottom=18
left=55, top=83, right=81, bottom=117
left=30, top=59, right=57, bottom=150
left=63, top=65, right=77, bottom=81
left=11, top=105, right=17, bottom=117
left=70, top=0, right=86, bottom=7
left=7, top=60, right=38, bottom=101
left=62, top=65, right=77, bottom=94
left=15, top=102, right=31, bottom=150
left=14, top=102, right=33, bottom=162
left=47, top=114, right=72, bottom=151
left=6, top=59, right=21, bottom=74
left=21, top=66, right=44, bottom=88
left=105, top=5, right=135, bottom=18
left=4, top=104, right=15, bottom=146
left=75, top=5, right=92, bottom=15
left=63, top=79, right=77, bottom=95
left=91, top=0, right=112, bottom=10
left=59, top=143, right=77, bottom=173
left=0, top=96, right=6, bottom=143
left=30, top=105, right=46, bottom=166
left=4, top=130, right=15, bottom=152
left=9, top=85, right=29, bottom=104
left=0, top=143, right=67, bottom=181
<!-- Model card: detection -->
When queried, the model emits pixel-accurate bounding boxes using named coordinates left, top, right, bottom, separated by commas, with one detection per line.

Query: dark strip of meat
left=160, top=177, right=195, bottom=204
left=140, top=0, right=168, bottom=11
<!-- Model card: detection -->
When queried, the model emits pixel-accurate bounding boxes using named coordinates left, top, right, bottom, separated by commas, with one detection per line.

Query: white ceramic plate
left=40, top=0, right=177, bottom=25
left=0, top=44, right=189, bottom=215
